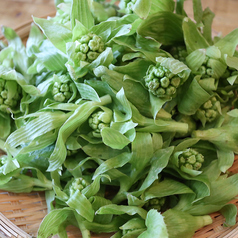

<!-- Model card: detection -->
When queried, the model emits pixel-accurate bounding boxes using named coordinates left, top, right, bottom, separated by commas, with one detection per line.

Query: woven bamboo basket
left=0, top=17, right=238, bottom=238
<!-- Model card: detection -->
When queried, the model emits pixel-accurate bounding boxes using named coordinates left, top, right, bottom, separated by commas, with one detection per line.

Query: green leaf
left=139, top=147, right=174, bottom=191
left=0, top=114, right=11, bottom=140
left=133, top=0, right=151, bottom=19
left=215, top=28, right=238, bottom=58
left=48, top=95, right=112, bottom=171
left=178, top=76, right=212, bottom=115
left=5, top=111, right=69, bottom=155
left=96, top=204, right=147, bottom=219
left=163, top=209, right=212, bottom=238
left=67, top=190, right=94, bottom=222
left=71, top=0, right=94, bottom=29
left=217, top=149, right=234, bottom=173
left=33, top=17, right=72, bottom=53
left=130, top=132, right=154, bottom=172
left=74, top=82, right=100, bottom=102
left=93, top=152, right=132, bottom=179
left=182, top=17, right=210, bottom=53
left=143, top=178, right=194, bottom=201
left=192, top=0, right=203, bottom=24
left=37, top=208, right=77, bottom=238
left=220, top=203, right=238, bottom=227
left=101, top=127, right=132, bottom=150
left=138, top=209, right=168, bottom=238
left=202, top=7, right=215, bottom=45
left=137, top=11, right=184, bottom=46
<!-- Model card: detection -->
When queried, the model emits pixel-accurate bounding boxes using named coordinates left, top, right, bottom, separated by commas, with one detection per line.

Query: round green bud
left=79, top=35, right=91, bottom=44
left=166, top=86, right=176, bottom=96
left=54, top=93, right=65, bottom=102
left=160, top=77, right=170, bottom=88
left=87, top=51, right=100, bottom=62
left=178, top=148, right=204, bottom=171
left=1, top=90, right=8, bottom=99
left=156, top=88, right=166, bottom=96
left=171, top=77, right=181, bottom=87
left=80, top=44, right=89, bottom=54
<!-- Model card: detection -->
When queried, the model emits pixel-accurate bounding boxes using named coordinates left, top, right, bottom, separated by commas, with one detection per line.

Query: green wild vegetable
left=0, top=0, right=237, bottom=237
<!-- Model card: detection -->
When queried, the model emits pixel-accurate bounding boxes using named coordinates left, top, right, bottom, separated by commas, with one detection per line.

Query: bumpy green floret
left=0, top=79, right=22, bottom=113
left=52, top=76, right=75, bottom=103
left=144, top=62, right=187, bottom=98
left=178, top=148, right=204, bottom=171
left=170, top=46, right=188, bottom=63
left=194, top=96, right=221, bottom=124
left=88, top=110, right=112, bottom=135
left=69, top=177, right=88, bottom=196
left=74, top=33, right=105, bottom=63
left=144, top=197, right=166, bottom=211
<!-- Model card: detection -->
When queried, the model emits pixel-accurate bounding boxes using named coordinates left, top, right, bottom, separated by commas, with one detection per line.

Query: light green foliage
left=69, top=177, right=88, bottom=197
left=74, top=33, right=105, bottom=63
left=144, top=61, right=187, bottom=98
left=178, top=148, right=204, bottom=171
left=0, top=78, right=22, bottom=113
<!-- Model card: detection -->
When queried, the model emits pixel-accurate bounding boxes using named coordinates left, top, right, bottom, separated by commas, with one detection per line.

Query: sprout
left=0, top=78, right=22, bottom=113
left=144, top=197, right=166, bottom=211
left=144, top=57, right=190, bottom=99
left=52, top=75, right=76, bottom=103
left=178, top=148, right=204, bottom=171
left=73, top=33, right=105, bottom=64
left=194, top=96, right=221, bottom=126
left=88, top=109, right=113, bottom=136
left=69, top=177, right=88, bottom=197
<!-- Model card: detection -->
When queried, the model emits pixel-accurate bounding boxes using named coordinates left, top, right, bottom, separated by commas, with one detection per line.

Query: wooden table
left=0, top=0, right=238, bottom=37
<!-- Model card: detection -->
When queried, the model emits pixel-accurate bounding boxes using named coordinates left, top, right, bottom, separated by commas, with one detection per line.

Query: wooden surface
left=0, top=0, right=238, bottom=37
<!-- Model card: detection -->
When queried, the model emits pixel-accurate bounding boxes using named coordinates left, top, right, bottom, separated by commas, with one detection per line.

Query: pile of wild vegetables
left=1, top=0, right=238, bottom=237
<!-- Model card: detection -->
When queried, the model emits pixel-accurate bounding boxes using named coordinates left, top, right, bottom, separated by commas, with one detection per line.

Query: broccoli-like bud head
left=52, top=75, right=75, bottom=103
left=0, top=78, right=22, bottom=113
left=69, top=177, right=88, bottom=196
left=88, top=109, right=112, bottom=136
left=178, top=148, right=204, bottom=171
left=144, top=57, right=190, bottom=99
left=144, top=197, right=166, bottom=211
left=74, top=33, right=105, bottom=63
left=170, top=45, right=188, bottom=63
left=194, top=96, right=221, bottom=125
